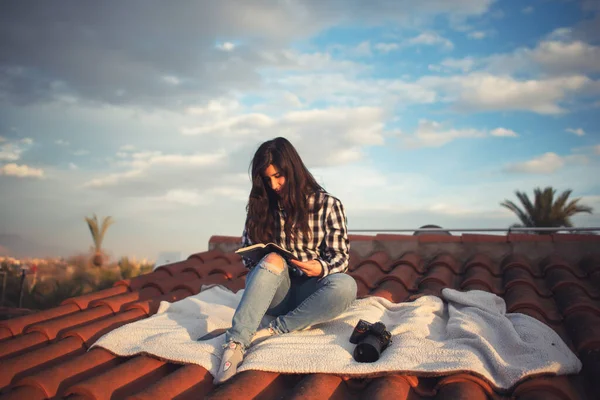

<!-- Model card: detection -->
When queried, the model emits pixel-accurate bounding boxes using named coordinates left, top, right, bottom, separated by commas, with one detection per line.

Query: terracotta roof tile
left=385, top=263, right=421, bottom=291
left=461, top=265, right=504, bottom=294
left=1, top=233, right=599, bottom=399
left=369, top=279, right=412, bottom=303
left=88, top=287, right=162, bottom=313
left=62, top=308, right=147, bottom=347
left=0, top=303, right=80, bottom=337
left=24, top=305, right=114, bottom=341
left=349, top=262, right=388, bottom=290
left=127, top=364, right=213, bottom=400
left=11, top=347, right=120, bottom=399
left=286, top=374, right=351, bottom=400
left=1, top=336, right=85, bottom=389
left=434, top=374, right=491, bottom=400
left=64, top=355, right=177, bottom=400
left=359, top=375, right=414, bottom=399
left=0, top=331, right=47, bottom=360
left=61, top=286, right=129, bottom=310
left=0, top=384, right=46, bottom=400
left=0, top=328, right=12, bottom=341
left=464, top=253, right=501, bottom=275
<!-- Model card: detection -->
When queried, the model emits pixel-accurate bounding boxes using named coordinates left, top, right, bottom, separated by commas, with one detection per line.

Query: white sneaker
left=250, top=326, right=276, bottom=345
left=213, top=341, right=244, bottom=385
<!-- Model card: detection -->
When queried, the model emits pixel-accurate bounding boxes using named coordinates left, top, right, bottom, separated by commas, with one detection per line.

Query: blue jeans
left=225, top=254, right=357, bottom=349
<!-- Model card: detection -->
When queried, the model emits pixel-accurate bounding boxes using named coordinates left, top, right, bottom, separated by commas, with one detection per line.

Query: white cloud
left=522, top=6, right=534, bottom=14
left=162, top=75, right=181, bottom=85
left=216, top=42, right=236, bottom=51
left=548, top=28, right=572, bottom=41
left=73, top=149, right=90, bottom=156
left=0, top=136, right=5, bottom=143
left=55, top=139, right=70, bottom=146
left=163, top=189, right=206, bottom=206
left=503, top=152, right=589, bottom=174
left=180, top=103, right=388, bottom=166
left=262, top=49, right=366, bottom=73
left=595, top=145, right=600, bottom=155
left=401, top=120, right=487, bottom=148
left=0, top=163, right=44, bottom=178
left=566, top=128, right=585, bottom=136
left=84, top=151, right=226, bottom=188
left=487, top=40, right=600, bottom=76
left=374, top=42, right=400, bottom=53
left=0, top=144, right=22, bottom=161
left=505, top=153, right=564, bottom=174
left=68, top=162, right=78, bottom=170
left=353, top=41, right=373, bottom=57
left=1, top=0, right=496, bottom=109
left=404, top=32, right=454, bottom=50
left=0, top=138, right=34, bottom=161
left=419, top=73, right=592, bottom=114
left=274, top=73, right=437, bottom=108
left=491, top=128, right=518, bottom=137
left=440, top=57, right=476, bottom=72
left=282, top=92, right=303, bottom=108
left=468, top=31, right=486, bottom=39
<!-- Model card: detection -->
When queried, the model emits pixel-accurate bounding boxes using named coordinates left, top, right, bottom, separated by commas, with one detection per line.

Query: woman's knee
left=327, top=273, right=357, bottom=302
left=261, top=252, right=286, bottom=274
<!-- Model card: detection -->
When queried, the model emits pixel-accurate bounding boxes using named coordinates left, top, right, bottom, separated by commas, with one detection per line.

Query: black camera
left=349, top=319, right=392, bottom=363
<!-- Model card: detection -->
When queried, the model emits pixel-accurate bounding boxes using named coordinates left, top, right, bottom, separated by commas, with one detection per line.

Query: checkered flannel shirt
left=241, top=191, right=349, bottom=278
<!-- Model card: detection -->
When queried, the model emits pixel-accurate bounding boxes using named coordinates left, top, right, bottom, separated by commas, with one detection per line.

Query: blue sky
left=0, top=0, right=599, bottom=260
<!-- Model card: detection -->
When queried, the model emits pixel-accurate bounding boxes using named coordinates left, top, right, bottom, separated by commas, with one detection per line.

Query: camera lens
left=353, top=335, right=383, bottom=362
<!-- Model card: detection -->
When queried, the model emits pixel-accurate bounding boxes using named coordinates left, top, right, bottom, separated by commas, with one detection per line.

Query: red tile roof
left=1, top=233, right=599, bottom=399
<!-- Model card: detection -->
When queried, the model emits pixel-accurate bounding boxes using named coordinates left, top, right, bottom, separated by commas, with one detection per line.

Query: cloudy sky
left=1, top=0, right=599, bottom=260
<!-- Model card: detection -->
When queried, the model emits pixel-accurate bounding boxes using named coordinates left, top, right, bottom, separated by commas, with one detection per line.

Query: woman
left=214, top=137, right=357, bottom=384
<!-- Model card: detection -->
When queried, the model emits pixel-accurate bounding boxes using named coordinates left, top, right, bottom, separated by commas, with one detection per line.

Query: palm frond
left=515, top=191, right=537, bottom=224
left=85, top=214, right=115, bottom=254
left=501, top=187, right=593, bottom=233
left=85, top=215, right=100, bottom=250
left=97, top=216, right=114, bottom=249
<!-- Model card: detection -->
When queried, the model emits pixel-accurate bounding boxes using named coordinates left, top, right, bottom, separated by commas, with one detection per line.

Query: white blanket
left=90, top=285, right=582, bottom=390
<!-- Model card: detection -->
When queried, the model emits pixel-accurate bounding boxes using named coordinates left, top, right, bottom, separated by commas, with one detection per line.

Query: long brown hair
left=246, top=137, right=324, bottom=244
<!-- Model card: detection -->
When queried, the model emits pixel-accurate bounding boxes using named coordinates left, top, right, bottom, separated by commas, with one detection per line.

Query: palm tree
left=501, top=187, right=593, bottom=234
left=85, top=214, right=115, bottom=266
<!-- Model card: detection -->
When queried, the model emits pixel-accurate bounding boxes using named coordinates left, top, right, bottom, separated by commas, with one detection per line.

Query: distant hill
left=0, top=234, right=71, bottom=258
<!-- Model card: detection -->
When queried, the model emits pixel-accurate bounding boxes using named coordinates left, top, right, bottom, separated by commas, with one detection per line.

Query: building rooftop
left=0, top=233, right=599, bottom=399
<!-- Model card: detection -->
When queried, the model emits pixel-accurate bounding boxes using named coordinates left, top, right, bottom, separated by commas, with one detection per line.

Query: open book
left=235, top=242, right=298, bottom=265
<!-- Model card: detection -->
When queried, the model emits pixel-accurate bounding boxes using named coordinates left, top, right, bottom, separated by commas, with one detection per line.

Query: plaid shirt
left=241, top=191, right=350, bottom=278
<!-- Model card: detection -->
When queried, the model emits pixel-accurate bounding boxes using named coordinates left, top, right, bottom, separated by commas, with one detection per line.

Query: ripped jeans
left=225, top=253, right=358, bottom=349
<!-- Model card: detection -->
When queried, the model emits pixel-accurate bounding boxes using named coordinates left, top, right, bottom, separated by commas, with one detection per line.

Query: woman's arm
left=316, top=196, right=350, bottom=278
left=240, top=226, right=257, bottom=269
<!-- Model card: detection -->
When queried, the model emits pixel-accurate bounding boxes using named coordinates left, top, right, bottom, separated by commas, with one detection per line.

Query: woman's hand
left=290, top=259, right=323, bottom=277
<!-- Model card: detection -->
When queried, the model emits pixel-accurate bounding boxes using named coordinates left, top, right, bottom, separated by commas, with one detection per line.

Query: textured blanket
left=90, top=285, right=581, bottom=390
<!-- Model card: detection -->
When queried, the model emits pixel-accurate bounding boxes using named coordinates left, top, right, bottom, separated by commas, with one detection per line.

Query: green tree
left=501, top=187, right=593, bottom=234
left=85, top=214, right=115, bottom=266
